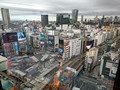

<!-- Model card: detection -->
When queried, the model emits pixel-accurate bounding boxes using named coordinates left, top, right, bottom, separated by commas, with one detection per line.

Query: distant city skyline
left=0, top=0, right=120, bottom=21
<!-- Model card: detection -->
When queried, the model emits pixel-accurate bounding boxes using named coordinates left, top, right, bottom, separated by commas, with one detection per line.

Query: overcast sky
left=0, top=0, right=120, bottom=21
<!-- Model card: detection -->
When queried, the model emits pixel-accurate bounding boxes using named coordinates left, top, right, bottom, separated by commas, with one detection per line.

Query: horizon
left=0, top=0, right=120, bottom=21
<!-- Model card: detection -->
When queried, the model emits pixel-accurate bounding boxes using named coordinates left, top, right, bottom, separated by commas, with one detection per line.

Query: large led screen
left=17, top=32, right=26, bottom=41
left=7, top=33, right=18, bottom=42
left=86, top=40, right=94, bottom=51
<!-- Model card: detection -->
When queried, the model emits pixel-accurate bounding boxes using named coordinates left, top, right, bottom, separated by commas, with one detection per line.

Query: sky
left=0, top=0, right=120, bottom=21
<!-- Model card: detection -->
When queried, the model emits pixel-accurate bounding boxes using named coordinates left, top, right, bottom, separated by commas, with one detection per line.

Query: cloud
left=0, top=0, right=120, bottom=20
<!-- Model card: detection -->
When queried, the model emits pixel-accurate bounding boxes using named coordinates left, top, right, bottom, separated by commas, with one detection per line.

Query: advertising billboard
left=48, top=36, right=54, bottom=40
left=47, top=30, right=54, bottom=35
left=17, top=32, right=26, bottom=41
left=48, top=41, right=54, bottom=45
left=40, top=40, right=45, bottom=44
left=59, top=40, right=64, bottom=48
left=40, top=34, right=44, bottom=39
left=64, top=40, right=69, bottom=46
left=36, top=29, right=39, bottom=32
left=2, top=33, right=18, bottom=43
left=59, top=48, right=63, bottom=52
left=86, top=40, right=94, bottom=51
left=7, top=33, right=18, bottom=42
left=2, top=33, right=9, bottom=43
left=33, top=29, right=36, bottom=32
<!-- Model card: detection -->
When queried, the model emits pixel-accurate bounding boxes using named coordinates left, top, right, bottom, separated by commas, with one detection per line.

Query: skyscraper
left=114, top=16, right=118, bottom=22
left=101, top=15, right=104, bottom=25
left=72, top=9, right=78, bottom=23
left=81, top=15, right=84, bottom=22
left=41, top=15, right=48, bottom=27
left=56, top=13, right=70, bottom=25
left=1, top=8, right=10, bottom=26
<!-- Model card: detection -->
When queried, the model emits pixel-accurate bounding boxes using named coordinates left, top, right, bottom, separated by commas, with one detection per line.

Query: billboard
left=40, top=34, right=44, bottom=39
left=2, top=33, right=9, bottom=43
left=86, top=40, right=94, bottom=51
left=2, top=33, right=18, bottom=43
left=36, top=29, right=39, bottom=32
left=47, top=30, right=54, bottom=35
left=48, top=36, right=54, bottom=40
left=7, top=33, right=18, bottom=42
left=64, top=40, right=69, bottom=46
left=15, top=43, right=18, bottom=52
left=17, top=32, right=26, bottom=41
left=48, top=41, right=54, bottom=45
left=40, top=40, right=45, bottom=44
left=88, top=57, right=93, bottom=64
left=59, top=40, right=64, bottom=48
left=0, top=52, right=4, bottom=56
left=59, top=48, right=63, bottom=52
left=33, top=29, right=36, bottom=32
left=106, top=26, right=110, bottom=29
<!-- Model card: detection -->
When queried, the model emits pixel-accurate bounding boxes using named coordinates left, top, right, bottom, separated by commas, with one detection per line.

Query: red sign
left=56, top=44, right=58, bottom=46
left=98, top=30, right=101, bottom=32
left=64, top=40, right=69, bottom=46
left=36, top=29, right=39, bottom=32
left=4, top=43, right=10, bottom=47
left=6, top=25, right=8, bottom=29
left=61, top=58, right=63, bottom=62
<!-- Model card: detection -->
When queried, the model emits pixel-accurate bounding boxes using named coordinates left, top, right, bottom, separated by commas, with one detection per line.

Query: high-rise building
left=114, top=16, right=118, bottom=22
left=101, top=15, right=104, bottom=25
left=56, top=13, right=70, bottom=25
left=81, top=15, right=84, bottom=22
left=1, top=8, right=10, bottom=26
left=41, top=15, right=48, bottom=27
left=72, top=9, right=78, bottom=23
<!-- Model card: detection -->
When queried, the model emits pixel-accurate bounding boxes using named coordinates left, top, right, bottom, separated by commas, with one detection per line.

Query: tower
left=72, top=9, right=78, bottom=23
left=81, top=15, right=84, bottom=22
left=41, top=15, right=48, bottom=27
left=1, top=8, right=10, bottom=27
left=101, top=15, right=104, bottom=25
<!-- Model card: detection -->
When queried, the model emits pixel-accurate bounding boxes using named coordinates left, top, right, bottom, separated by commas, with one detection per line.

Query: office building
left=59, top=39, right=70, bottom=60
left=85, top=47, right=98, bottom=71
left=59, top=37, right=82, bottom=59
left=56, top=13, right=70, bottom=25
left=100, top=51, right=119, bottom=78
left=41, top=15, right=48, bottom=27
left=72, top=9, right=78, bottom=23
left=47, top=30, right=59, bottom=51
left=30, top=34, right=40, bottom=48
left=81, top=15, right=84, bottom=22
left=1, top=8, right=10, bottom=26
left=69, top=38, right=82, bottom=58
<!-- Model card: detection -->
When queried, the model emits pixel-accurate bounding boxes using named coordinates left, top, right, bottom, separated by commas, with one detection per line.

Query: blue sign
left=33, top=29, right=36, bottom=32
left=7, top=56, right=11, bottom=59
left=15, top=45, right=18, bottom=51
left=83, top=34, right=85, bottom=37
left=3, top=25, right=6, bottom=29
left=17, top=32, right=26, bottom=41
left=40, top=34, right=44, bottom=39
left=0, top=52, right=3, bottom=55
left=59, top=49, right=63, bottom=52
